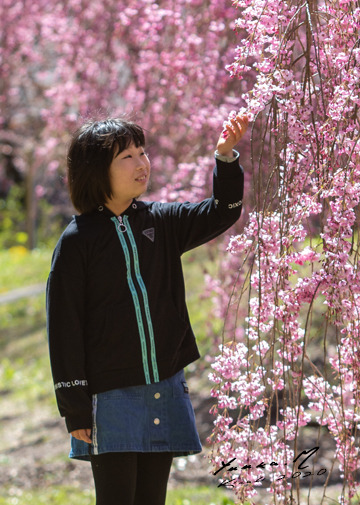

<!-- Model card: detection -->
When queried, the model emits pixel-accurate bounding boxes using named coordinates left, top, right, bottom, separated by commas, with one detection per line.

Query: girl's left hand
left=217, top=114, right=249, bottom=157
left=71, top=428, right=92, bottom=444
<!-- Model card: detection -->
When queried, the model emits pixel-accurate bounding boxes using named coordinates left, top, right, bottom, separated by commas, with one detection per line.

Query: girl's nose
left=137, top=155, right=148, bottom=167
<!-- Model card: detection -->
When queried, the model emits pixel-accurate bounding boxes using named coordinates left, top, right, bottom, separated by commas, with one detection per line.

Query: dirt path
left=0, top=384, right=218, bottom=494
left=0, top=374, right=349, bottom=504
left=0, top=284, right=45, bottom=305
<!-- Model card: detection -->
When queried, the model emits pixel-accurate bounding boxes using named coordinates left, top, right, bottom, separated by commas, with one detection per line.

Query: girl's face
left=107, top=142, right=151, bottom=207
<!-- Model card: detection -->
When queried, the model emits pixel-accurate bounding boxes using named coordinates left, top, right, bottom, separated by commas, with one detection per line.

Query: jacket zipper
left=122, top=215, right=159, bottom=383
left=111, top=215, right=159, bottom=384
left=116, top=215, right=127, bottom=233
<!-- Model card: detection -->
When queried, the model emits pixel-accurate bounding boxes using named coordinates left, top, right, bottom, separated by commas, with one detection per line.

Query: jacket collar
left=96, top=199, right=146, bottom=218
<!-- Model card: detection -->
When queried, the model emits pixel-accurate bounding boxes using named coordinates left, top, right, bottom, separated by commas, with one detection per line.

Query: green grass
left=0, top=246, right=51, bottom=292
left=0, top=247, right=51, bottom=343
left=0, top=487, right=94, bottom=505
left=0, top=485, right=239, bottom=505
left=167, top=486, right=237, bottom=504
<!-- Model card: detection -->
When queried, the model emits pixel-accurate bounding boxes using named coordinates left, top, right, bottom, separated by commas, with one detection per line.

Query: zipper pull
left=117, top=215, right=127, bottom=233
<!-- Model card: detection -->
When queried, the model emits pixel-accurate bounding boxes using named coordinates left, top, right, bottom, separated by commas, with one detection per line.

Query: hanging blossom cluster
left=208, top=1, right=360, bottom=504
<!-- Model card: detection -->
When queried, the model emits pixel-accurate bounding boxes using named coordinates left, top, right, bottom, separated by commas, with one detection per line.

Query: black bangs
left=81, top=119, right=146, bottom=156
left=111, top=122, right=145, bottom=158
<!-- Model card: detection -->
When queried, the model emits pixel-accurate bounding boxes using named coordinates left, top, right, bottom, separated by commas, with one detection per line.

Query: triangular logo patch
left=142, top=228, right=155, bottom=242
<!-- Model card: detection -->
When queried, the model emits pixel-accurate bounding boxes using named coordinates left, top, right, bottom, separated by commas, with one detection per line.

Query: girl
left=47, top=113, right=248, bottom=505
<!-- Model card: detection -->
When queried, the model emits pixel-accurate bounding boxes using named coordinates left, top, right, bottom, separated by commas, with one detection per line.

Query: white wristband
left=215, top=149, right=240, bottom=162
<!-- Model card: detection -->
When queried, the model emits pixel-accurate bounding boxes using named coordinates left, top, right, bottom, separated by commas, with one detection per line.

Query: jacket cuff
left=214, top=153, right=243, bottom=180
left=214, top=149, right=240, bottom=162
left=65, top=412, right=93, bottom=433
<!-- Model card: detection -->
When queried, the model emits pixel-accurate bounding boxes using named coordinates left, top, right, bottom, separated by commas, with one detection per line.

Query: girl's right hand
left=71, top=428, right=92, bottom=444
left=217, top=114, right=249, bottom=157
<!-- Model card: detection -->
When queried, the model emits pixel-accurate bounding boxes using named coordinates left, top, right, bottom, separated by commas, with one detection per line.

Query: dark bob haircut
left=67, top=118, right=145, bottom=214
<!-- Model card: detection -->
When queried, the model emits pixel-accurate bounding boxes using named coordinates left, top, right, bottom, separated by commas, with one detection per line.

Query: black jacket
left=47, top=155, right=244, bottom=432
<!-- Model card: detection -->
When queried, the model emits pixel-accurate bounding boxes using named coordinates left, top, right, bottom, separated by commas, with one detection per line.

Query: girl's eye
left=121, top=151, right=147, bottom=159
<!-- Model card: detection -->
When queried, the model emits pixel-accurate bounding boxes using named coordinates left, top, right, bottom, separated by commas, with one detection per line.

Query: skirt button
left=154, top=418, right=160, bottom=425
left=154, top=392, right=161, bottom=399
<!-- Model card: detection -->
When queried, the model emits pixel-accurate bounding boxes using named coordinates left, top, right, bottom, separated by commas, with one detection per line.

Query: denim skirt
left=69, top=369, right=202, bottom=461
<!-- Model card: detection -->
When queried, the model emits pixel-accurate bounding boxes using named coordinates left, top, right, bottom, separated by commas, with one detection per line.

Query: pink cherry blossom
left=208, top=1, right=360, bottom=503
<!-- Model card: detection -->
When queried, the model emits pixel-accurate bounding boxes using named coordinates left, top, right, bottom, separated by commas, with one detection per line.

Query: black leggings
left=90, top=452, right=173, bottom=505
